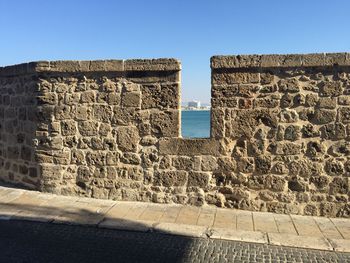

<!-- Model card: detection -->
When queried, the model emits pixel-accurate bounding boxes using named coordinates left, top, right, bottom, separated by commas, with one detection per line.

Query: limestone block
left=338, top=107, right=350, bottom=123
left=159, top=138, right=222, bottom=156
left=212, top=72, right=259, bottom=85
left=328, top=141, right=350, bottom=157
left=302, top=124, right=320, bottom=138
left=254, top=96, right=279, bottom=108
left=93, top=105, right=112, bottom=122
left=210, top=108, right=225, bottom=138
left=270, top=142, right=301, bottom=155
left=280, top=94, right=294, bottom=108
left=306, top=141, right=326, bottom=158
left=37, top=93, right=57, bottom=105
left=86, top=152, right=105, bottom=166
left=106, top=152, right=119, bottom=165
left=41, top=165, right=62, bottom=180
left=201, top=156, right=218, bottom=171
left=116, top=126, right=139, bottom=152
left=254, top=156, right=271, bottom=174
left=98, top=123, right=111, bottom=137
left=61, top=120, right=77, bottom=136
left=302, top=53, right=325, bottom=66
left=71, top=149, right=85, bottom=164
left=329, top=177, right=349, bottom=195
left=121, top=152, right=141, bottom=165
left=260, top=54, right=302, bottom=68
left=78, top=121, right=98, bottom=136
left=65, top=93, right=80, bottom=105
left=107, top=93, right=121, bottom=105
left=324, top=53, right=348, bottom=66
left=284, top=125, right=301, bottom=141
left=121, top=91, right=141, bottom=108
left=187, top=172, right=211, bottom=188
left=80, top=91, right=96, bottom=103
left=278, top=78, right=300, bottom=93
left=54, top=105, right=72, bottom=120
left=140, top=147, right=158, bottom=167
left=226, top=109, right=277, bottom=138
left=325, top=159, right=345, bottom=176
left=154, top=170, right=187, bottom=187
left=20, top=146, right=32, bottom=161
left=311, top=109, right=336, bottom=124
left=141, top=84, right=179, bottom=109
left=172, top=156, right=193, bottom=170
left=124, top=58, right=181, bottom=71
left=111, top=108, right=136, bottom=126
left=150, top=110, right=179, bottom=137
left=237, top=157, right=255, bottom=173
left=338, top=96, right=350, bottom=106
left=305, top=94, right=319, bottom=107
left=317, top=97, right=336, bottom=109
left=319, top=81, right=343, bottom=97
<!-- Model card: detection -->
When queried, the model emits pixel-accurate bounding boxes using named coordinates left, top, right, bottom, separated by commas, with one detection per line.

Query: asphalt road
left=0, top=220, right=349, bottom=263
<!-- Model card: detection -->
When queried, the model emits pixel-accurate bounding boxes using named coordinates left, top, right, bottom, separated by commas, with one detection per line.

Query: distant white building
left=188, top=100, right=201, bottom=108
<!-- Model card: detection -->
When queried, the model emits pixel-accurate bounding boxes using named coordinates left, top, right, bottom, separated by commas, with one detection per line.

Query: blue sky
left=1, top=0, right=349, bottom=103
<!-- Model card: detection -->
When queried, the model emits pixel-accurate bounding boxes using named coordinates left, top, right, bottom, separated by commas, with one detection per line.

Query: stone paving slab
left=154, top=222, right=208, bottom=238
left=211, top=228, right=268, bottom=244
left=329, top=239, right=350, bottom=252
left=0, top=186, right=349, bottom=252
left=268, top=233, right=333, bottom=251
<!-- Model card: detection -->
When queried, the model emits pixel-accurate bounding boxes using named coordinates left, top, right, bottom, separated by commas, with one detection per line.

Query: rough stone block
left=154, top=170, right=187, bottom=187
left=80, top=91, right=96, bottom=103
left=319, top=81, right=343, bottom=97
left=324, top=53, right=348, bottom=66
left=271, top=142, right=301, bottom=155
left=41, top=165, right=62, bottom=180
left=124, top=58, right=181, bottom=71
left=311, top=109, right=336, bottom=124
left=78, top=121, right=98, bottom=136
left=210, top=108, right=225, bottom=138
left=61, top=120, right=77, bottom=136
left=141, top=84, right=179, bottom=109
left=188, top=172, right=211, bottom=188
left=150, top=110, right=179, bottom=137
left=172, top=156, right=193, bottom=170
left=211, top=55, right=261, bottom=69
left=302, top=53, right=325, bottom=66
left=212, top=72, right=259, bottom=85
left=159, top=138, right=222, bottom=156
left=121, top=91, right=141, bottom=108
left=201, top=156, right=218, bottom=171
left=116, top=126, right=139, bottom=152
left=93, top=105, right=112, bottom=122
left=338, top=107, right=350, bottom=123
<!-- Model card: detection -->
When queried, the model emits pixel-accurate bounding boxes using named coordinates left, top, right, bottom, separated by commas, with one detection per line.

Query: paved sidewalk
left=0, top=186, right=349, bottom=253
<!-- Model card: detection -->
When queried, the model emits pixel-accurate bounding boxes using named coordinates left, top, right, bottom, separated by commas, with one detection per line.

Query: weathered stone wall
left=208, top=53, right=350, bottom=217
left=0, top=53, right=349, bottom=217
left=0, top=72, right=40, bottom=188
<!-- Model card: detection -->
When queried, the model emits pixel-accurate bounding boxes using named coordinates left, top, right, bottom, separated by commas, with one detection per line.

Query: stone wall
left=0, top=53, right=349, bottom=217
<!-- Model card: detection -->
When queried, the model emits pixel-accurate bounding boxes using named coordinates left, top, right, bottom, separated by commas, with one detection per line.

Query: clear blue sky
left=1, top=0, right=349, bottom=103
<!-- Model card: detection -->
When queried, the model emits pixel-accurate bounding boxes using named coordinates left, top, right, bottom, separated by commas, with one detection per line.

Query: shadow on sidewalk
left=0, top=201, right=196, bottom=263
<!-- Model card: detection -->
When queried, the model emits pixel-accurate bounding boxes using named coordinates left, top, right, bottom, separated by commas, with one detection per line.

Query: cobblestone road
left=0, top=220, right=349, bottom=263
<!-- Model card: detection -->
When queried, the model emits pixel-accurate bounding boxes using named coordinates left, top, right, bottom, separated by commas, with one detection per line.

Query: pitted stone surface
left=0, top=53, right=350, bottom=218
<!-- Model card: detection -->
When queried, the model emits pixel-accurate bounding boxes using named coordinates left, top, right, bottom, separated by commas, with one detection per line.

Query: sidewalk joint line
left=312, top=216, right=326, bottom=239
left=289, top=214, right=299, bottom=236
left=329, top=218, right=345, bottom=239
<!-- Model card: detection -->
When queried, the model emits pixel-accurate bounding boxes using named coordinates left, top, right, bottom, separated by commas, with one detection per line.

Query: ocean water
left=181, top=110, right=210, bottom=138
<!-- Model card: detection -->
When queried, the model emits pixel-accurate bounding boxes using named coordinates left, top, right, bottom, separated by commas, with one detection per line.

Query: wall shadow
left=0, top=201, right=194, bottom=263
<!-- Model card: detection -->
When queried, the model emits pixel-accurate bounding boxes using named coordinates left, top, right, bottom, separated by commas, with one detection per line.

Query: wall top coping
left=0, top=58, right=181, bottom=77
left=211, top=52, right=350, bottom=69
